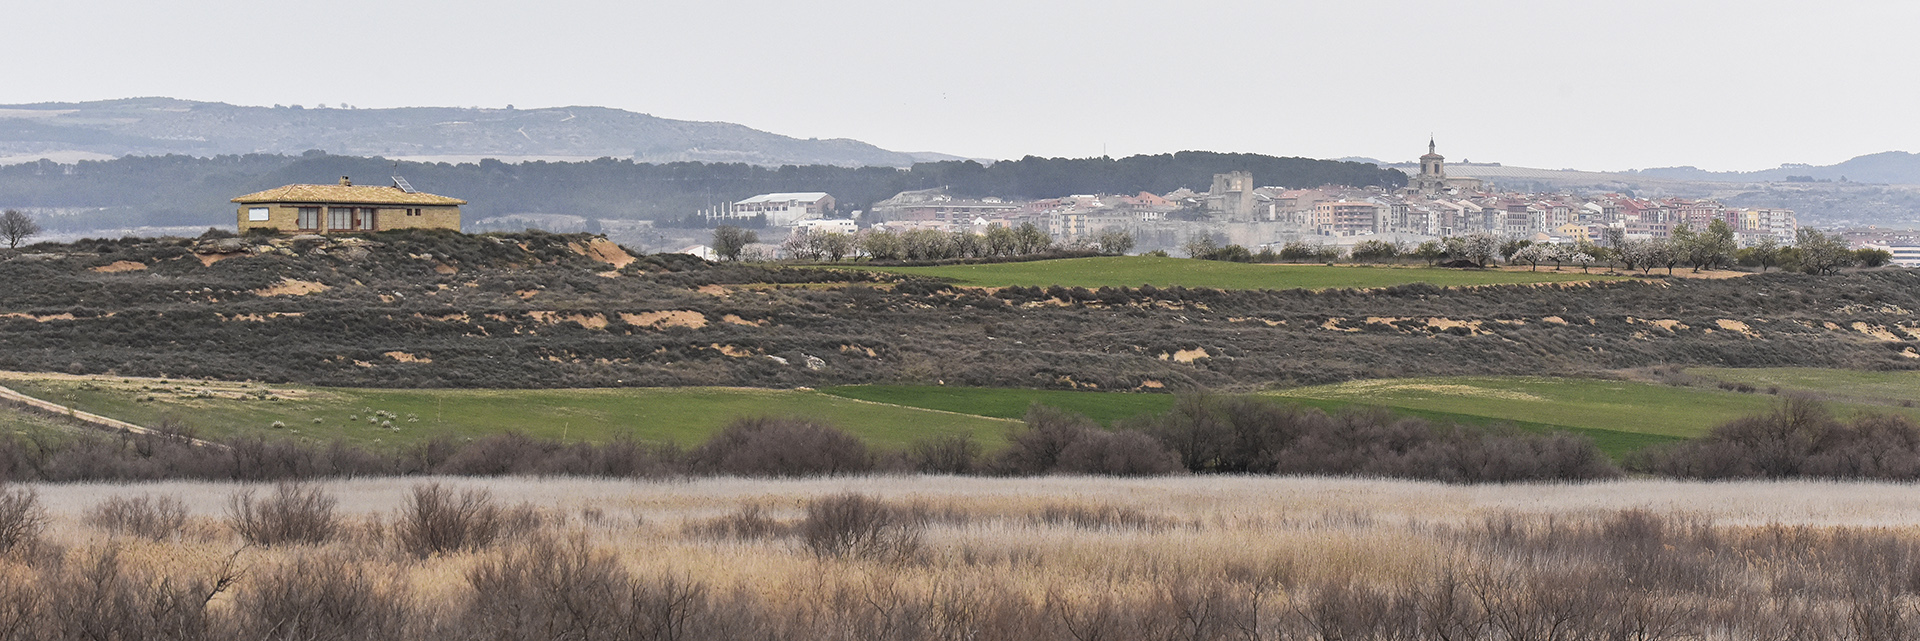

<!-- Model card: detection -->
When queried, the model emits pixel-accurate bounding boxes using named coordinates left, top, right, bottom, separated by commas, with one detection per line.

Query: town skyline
left=5, top=0, right=1917, bottom=173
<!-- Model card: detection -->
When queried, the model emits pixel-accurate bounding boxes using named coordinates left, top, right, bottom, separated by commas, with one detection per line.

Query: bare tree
left=712, top=225, right=757, bottom=262
left=1, top=210, right=39, bottom=249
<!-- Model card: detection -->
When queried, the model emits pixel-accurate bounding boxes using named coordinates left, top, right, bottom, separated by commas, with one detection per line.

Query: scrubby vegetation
left=1633, top=397, right=1920, bottom=479
left=2, top=231, right=1915, bottom=392
left=8, top=476, right=1920, bottom=640
left=0, top=398, right=1622, bottom=483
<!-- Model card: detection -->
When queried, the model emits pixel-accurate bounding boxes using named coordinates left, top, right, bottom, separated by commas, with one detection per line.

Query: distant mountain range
left=1629, top=152, right=1920, bottom=185
left=1345, top=152, right=1920, bottom=186
left=0, top=97, right=966, bottom=168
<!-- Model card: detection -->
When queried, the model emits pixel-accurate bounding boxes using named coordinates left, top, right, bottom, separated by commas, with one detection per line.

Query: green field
left=831, top=256, right=1622, bottom=290
left=1687, top=368, right=1920, bottom=406
left=820, top=385, right=1178, bottom=425
left=0, top=374, right=1015, bottom=450
left=1267, top=375, right=1920, bottom=458
left=15, top=369, right=1916, bottom=461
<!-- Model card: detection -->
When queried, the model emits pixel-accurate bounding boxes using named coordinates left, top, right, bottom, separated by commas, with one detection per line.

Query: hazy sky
left=6, top=0, right=1916, bottom=171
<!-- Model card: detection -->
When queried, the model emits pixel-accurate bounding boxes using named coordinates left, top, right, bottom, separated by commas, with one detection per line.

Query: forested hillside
left=0, top=151, right=1405, bottom=232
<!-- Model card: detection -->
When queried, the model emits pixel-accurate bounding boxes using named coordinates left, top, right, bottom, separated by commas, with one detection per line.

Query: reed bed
left=7, top=475, right=1920, bottom=640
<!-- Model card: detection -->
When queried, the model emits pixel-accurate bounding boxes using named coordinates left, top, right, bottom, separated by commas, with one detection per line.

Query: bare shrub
left=394, top=483, right=506, bottom=558
left=0, top=484, right=47, bottom=553
left=1131, top=396, right=1619, bottom=481
left=908, top=434, right=982, bottom=474
left=683, top=504, right=789, bottom=541
left=800, top=493, right=922, bottom=562
left=83, top=494, right=188, bottom=541
left=228, top=482, right=339, bottom=546
left=42, top=546, right=231, bottom=641
left=1636, top=397, right=1920, bottom=479
left=688, top=417, right=871, bottom=477
left=995, top=405, right=1102, bottom=474
left=460, top=533, right=632, bottom=639
left=227, top=553, right=411, bottom=641
left=1032, top=502, right=1169, bottom=531
left=1055, top=429, right=1185, bottom=476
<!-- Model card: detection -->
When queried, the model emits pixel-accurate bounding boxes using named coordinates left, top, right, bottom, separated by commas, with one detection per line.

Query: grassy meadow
left=1687, top=367, right=1920, bottom=406
left=1266, top=374, right=1920, bottom=458
left=826, top=255, right=1624, bottom=290
left=0, top=373, right=1015, bottom=450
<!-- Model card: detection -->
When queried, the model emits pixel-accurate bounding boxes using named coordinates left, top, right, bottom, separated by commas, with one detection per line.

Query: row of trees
left=726, top=224, right=1136, bottom=262
left=1183, top=219, right=1892, bottom=275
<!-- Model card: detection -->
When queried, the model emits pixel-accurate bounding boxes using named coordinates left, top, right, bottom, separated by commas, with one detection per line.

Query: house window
left=329, top=207, right=354, bottom=231
left=248, top=207, right=270, bottom=222
left=362, top=208, right=377, bottom=230
left=298, top=207, right=321, bottom=230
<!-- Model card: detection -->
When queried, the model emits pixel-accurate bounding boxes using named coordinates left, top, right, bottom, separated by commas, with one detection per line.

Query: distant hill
left=0, top=97, right=936, bottom=168
left=1632, top=151, right=1920, bottom=185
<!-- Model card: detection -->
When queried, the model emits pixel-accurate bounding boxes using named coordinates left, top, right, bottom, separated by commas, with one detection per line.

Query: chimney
left=340, top=176, right=352, bottom=186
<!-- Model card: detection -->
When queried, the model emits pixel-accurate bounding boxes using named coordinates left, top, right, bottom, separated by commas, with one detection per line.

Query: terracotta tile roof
left=231, top=184, right=467, bottom=206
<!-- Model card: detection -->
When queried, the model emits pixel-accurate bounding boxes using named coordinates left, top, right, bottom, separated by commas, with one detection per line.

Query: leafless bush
left=800, top=493, right=922, bottom=562
left=688, top=417, right=871, bottom=477
left=227, top=553, right=411, bottom=641
left=1636, top=397, right=1920, bottom=479
left=907, top=434, right=982, bottom=474
left=83, top=494, right=188, bottom=541
left=228, top=482, right=340, bottom=546
left=41, top=546, right=231, bottom=641
left=0, top=484, right=46, bottom=553
left=393, top=483, right=504, bottom=558
left=683, top=504, right=789, bottom=541
left=460, top=533, right=633, bottom=639
left=1032, top=503, right=1169, bottom=531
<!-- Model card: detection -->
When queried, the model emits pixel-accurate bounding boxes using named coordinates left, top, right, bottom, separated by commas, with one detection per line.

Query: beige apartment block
left=232, top=177, right=465, bottom=234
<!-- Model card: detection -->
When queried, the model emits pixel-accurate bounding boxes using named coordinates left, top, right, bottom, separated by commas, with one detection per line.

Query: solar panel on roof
left=392, top=176, right=416, bottom=193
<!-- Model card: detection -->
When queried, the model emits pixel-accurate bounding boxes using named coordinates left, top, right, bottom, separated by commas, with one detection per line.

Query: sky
left=4, top=0, right=1917, bottom=172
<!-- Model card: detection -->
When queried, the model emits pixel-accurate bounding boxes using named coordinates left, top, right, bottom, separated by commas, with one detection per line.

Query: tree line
left=0, top=151, right=1405, bottom=230
left=1184, top=220, right=1893, bottom=275
left=715, top=223, right=1134, bottom=262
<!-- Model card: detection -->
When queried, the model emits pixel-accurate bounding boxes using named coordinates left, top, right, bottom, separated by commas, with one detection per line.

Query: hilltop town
left=689, top=141, right=1812, bottom=260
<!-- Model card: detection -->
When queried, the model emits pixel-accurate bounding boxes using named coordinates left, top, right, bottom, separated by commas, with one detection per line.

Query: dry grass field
left=10, top=475, right=1920, bottom=640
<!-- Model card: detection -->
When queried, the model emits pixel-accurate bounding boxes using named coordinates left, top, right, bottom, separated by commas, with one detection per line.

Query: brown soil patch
left=1320, top=318, right=1359, bottom=332
left=384, top=351, right=432, bottom=364
left=722, top=314, right=767, bottom=327
left=839, top=344, right=879, bottom=358
left=710, top=344, right=755, bottom=358
left=1628, top=317, right=1689, bottom=332
left=194, top=253, right=239, bottom=267
left=695, top=284, right=730, bottom=297
left=1715, top=319, right=1760, bottom=338
left=433, top=262, right=458, bottom=275
left=1852, top=322, right=1904, bottom=342
left=575, top=238, right=637, bottom=269
left=0, top=313, right=77, bottom=322
left=596, top=271, right=622, bottom=279
left=620, top=311, right=708, bottom=330
left=1541, top=316, right=1568, bottom=325
left=90, top=261, right=146, bottom=273
left=1425, top=318, right=1489, bottom=335
left=222, top=312, right=303, bottom=322
left=530, top=312, right=609, bottom=329
left=516, top=290, right=540, bottom=300
left=1162, top=348, right=1210, bottom=363
left=252, top=279, right=330, bottom=297
left=1137, top=380, right=1165, bottom=390
left=1227, top=317, right=1284, bottom=326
